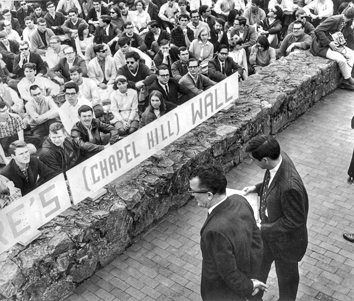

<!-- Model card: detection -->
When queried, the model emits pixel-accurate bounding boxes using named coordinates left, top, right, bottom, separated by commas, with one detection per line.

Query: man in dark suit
left=0, top=9, right=22, bottom=36
left=142, top=0, right=160, bottom=23
left=0, top=32, right=20, bottom=73
left=189, top=165, right=267, bottom=301
left=199, top=5, right=216, bottom=29
left=86, top=0, right=110, bottom=33
left=145, top=20, right=170, bottom=58
left=243, top=135, right=309, bottom=301
left=209, top=18, right=229, bottom=52
left=48, top=46, right=87, bottom=84
left=95, top=15, right=119, bottom=54
left=208, top=44, right=243, bottom=82
left=230, top=16, right=257, bottom=53
left=16, top=1, right=34, bottom=29
left=148, top=65, right=191, bottom=110
left=171, top=46, right=189, bottom=81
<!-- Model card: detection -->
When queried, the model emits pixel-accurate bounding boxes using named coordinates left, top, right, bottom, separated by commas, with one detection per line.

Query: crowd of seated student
left=1, top=0, right=354, bottom=202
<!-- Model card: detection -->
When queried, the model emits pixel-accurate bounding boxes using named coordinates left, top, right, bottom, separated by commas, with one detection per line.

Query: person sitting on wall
left=1, top=140, right=58, bottom=196
left=110, top=75, right=140, bottom=136
left=179, top=58, right=216, bottom=97
left=71, top=105, right=120, bottom=159
left=249, top=35, right=276, bottom=74
left=278, top=20, right=312, bottom=58
left=140, top=90, right=166, bottom=128
left=39, top=122, right=82, bottom=175
left=208, top=44, right=243, bottom=83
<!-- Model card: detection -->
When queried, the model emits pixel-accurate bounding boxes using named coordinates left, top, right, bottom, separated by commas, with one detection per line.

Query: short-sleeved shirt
left=0, top=113, right=26, bottom=139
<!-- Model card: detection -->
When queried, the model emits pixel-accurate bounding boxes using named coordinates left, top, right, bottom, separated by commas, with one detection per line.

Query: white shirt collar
left=208, top=196, right=227, bottom=214
left=268, top=155, right=282, bottom=186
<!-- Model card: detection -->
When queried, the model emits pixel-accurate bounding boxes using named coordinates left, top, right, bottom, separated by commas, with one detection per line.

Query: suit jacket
left=0, top=39, right=19, bottom=72
left=144, top=29, right=170, bottom=50
left=200, top=195, right=263, bottom=301
left=231, top=25, right=257, bottom=50
left=16, top=6, right=34, bottom=29
left=88, top=56, right=117, bottom=85
left=209, top=28, right=229, bottom=52
left=208, top=56, right=242, bottom=83
left=13, top=51, right=47, bottom=79
left=1, top=157, right=58, bottom=196
left=86, top=6, right=110, bottom=22
left=44, top=12, right=67, bottom=35
left=171, top=60, right=188, bottom=81
left=48, top=56, right=87, bottom=81
left=200, top=15, right=216, bottom=30
left=146, top=1, right=159, bottom=22
left=95, top=24, right=119, bottom=44
left=255, top=152, right=309, bottom=262
left=179, top=73, right=216, bottom=97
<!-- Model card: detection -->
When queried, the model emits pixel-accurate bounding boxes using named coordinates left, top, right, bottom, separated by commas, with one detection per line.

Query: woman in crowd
left=257, top=6, right=283, bottom=47
left=140, top=90, right=166, bottom=128
left=75, top=23, right=94, bottom=60
left=110, top=75, right=139, bottom=136
left=110, top=5, right=124, bottom=32
left=249, top=35, right=276, bottom=73
left=189, top=28, right=214, bottom=75
left=228, top=34, right=248, bottom=79
left=131, top=0, right=151, bottom=36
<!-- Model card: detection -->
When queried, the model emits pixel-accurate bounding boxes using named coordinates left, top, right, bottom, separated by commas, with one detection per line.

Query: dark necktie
left=164, top=84, right=169, bottom=94
left=260, top=169, right=270, bottom=220
left=221, top=62, right=225, bottom=74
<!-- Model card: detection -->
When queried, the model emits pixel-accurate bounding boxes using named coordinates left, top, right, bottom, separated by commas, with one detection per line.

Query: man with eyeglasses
left=44, top=1, right=67, bottom=37
left=229, top=16, right=257, bottom=53
left=187, top=10, right=210, bottom=39
left=179, top=58, right=216, bottom=97
left=158, top=0, right=179, bottom=33
left=48, top=46, right=87, bottom=85
left=189, top=165, right=266, bottom=301
left=0, top=9, right=22, bottom=36
left=0, top=31, right=19, bottom=73
left=145, top=20, right=171, bottom=58
left=278, top=20, right=312, bottom=58
left=208, top=44, right=243, bottom=82
left=148, top=65, right=191, bottom=110
left=16, top=1, right=34, bottom=29
left=46, top=35, right=67, bottom=69
left=58, top=82, right=92, bottom=133
left=287, top=9, right=315, bottom=38
left=30, top=18, right=55, bottom=57
left=25, top=84, right=60, bottom=141
left=18, top=62, right=60, bottom=103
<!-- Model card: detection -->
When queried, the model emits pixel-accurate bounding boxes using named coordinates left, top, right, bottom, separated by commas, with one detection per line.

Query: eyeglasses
left=293, top=27, right=302, bottom=31
left=65, top=92, right=76, bottom=96
left=47, top=5, right=55, bottom=9
left=20, top=47, right=28, bottom=51
left=20, top=2, right=26, bottom=5
left=99, top=49, right=107, bottom=53
left=65, top=52, right=75, bottom=55
left=31, top=92, right=41, bottom=97
left=159, top=74, right=169, bottom=78
left=110, top=11, right=116, bottom=13
left=188, top=65, right=198, bottom=69
left=219, top=52, right=228, bottom=55
left=126, top=26, right=133, bottom=29
left=188, top=189, right=209, bottom=194
left=126, top=61, right=136, bottom=64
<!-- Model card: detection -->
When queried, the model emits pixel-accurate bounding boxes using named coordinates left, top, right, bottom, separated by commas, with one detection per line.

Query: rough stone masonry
left=0, top=51, right=341, bottom=301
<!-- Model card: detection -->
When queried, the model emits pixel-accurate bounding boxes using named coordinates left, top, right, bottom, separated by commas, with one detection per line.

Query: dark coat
left=39, top=137, right=81, bottom=174
left=311, top=15, right=353, bottom=57
left=86, top=6, right=110, bottom=22
left=209, top=27, right=229, bottom=52
left=71, top=118, right=119, bottom=157
left=140, top=106, right=165, bottom=127
left=95, top=24, right=120, bottom=44
left=0, top=39, right=19, bottom=72
left=16, top=6, right=35, bottom=29
left=13, top=51, right=47, bottom=79
left=208, top=56, right=242, bottom=83
left=0, top=17, right=22, bottom=35
left=144, top=29, right=170, bottom=50
left=200, top=195, right=263, bottom=301
left=256, top=152, right=309, bottom=262
left=117, top=63, right=156, bottom=89
left=44, top=12, right=67, bottom=35
left=146, top=1, right=159, bottom=22
left=1, top=156, right=58, bottom=196
left=48, top=56, right=87, bottom=81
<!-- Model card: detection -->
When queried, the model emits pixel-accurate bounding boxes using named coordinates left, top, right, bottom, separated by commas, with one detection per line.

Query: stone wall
left=0, top=52, right=341, bottom=301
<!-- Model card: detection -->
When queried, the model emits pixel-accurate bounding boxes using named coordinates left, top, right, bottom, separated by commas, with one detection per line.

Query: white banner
left=0, top=174, right=71, bottom=254
left=67, top=74, right=239, bottom=204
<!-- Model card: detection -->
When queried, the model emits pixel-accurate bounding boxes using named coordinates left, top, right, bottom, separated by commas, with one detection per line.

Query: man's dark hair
left=0, top=100, right=9, bottom=109
left=159, top=39, right=169, bottom=47
left=125, top=51, right=140, bottom=61
left=252, top=0, right=262, bottom=7
left=215, top=18, right=225, bottom=26
left=78, top=105, right=93, bottom=116
left=245, top=135, right=281, bottom=160
left=118, top=36, right=131, bottom=47
left=24, top=16, right=33, bottom=22
left=93, top=0, right=100, bottom=4
left=70, top=66, right=83, bottom=74
left=189, top=165, right=227, bottom=195
left=227, top=9, right=240, bottom=24
left=293, top=20, right=304, bottom=28
left=33, top=4, right=41, bottom=10
left=64, top=81, right=79, bottom=93
left=179, top=13, right=190, bottom=20
left=93, top=36, right=104, bottom=44
left=236, top=16, right=247, bottom=26
left=68, top=8, right=77, bottom=14
left=157, top=64, right=169, bottom=75
left=199, top=5, right=209, bottom=15
left=49, top=122, right=65, bottom=134
left=37, top=18, right=46, bottom=24
left=100, top=14, right=111, bottom=25
left=9, top=141, right=28, bottom=156
left=218, top=44, right=228, bottom=53
left=2, top=9, right=10, bottom=15
left=123, top=21, right=133, bottom=29
left=188, top=58, right=199, bottom=66
left=23, top=62, right=36, bottom=71
left=29, top=84, right=41, bottom=93
left=93, top=44, right=105, bottom=54
left=257, top=35, right=270, bottom=50
left=178, top=46, right=187, bottom=54
left=190, top=9, right=199, bottom=17
left=46, top=1, right=55, bottom=8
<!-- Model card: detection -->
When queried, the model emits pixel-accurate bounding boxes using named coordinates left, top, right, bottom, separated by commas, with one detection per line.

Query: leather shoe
left=343, top=233, right=354, bottom=243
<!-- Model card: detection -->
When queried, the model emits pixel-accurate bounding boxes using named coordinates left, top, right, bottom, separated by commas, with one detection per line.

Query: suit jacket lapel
left=200, top=198, right=230, bottom=235
left=266, top=155, right=285, bottom=197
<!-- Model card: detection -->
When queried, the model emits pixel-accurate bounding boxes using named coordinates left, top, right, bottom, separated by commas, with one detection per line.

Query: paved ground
left=65, top=89, right=354, bottom=301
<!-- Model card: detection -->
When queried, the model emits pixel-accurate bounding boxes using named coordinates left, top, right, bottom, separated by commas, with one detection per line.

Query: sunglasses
left=65, top=52, right=75, bottom=55
left=20, top=47, right=28, bottom=51
left=110, top=11, right=116, bottom=13
left=31, top=92, right=41, bottom=97
left=99, top=49, right=107, bottom=53
left=20, top=2, right=26, bottom=5
left=126, top=61, right=136, bottom=64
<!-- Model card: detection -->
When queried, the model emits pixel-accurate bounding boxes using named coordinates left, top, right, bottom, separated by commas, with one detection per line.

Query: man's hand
left=286, top=44, right=294, bottom=54
left=242, top=185, right=257, bottom=195
left=55, top=76, right=65, bottom=85
left=251, top=279, right=268, bottom=296
left=135, top=81, right=144, bottom=89
left=329, top=41, right=340, bottom=52
left=99, top=83, right=107, bottom=89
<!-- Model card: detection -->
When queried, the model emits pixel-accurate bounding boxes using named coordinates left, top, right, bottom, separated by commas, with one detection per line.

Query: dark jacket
left=200, top=195, right=263, bottom=301
left=209, top=28, right=229, bottom=53
left=140, top=106, right=165, bottom=128
left=171, top=60, right=188, bottom=81
left=1, top=156, right=58, bottom=196
left=39, top=137, right=81, bottom=174
left=255, top=152, right=309, bottom=262
left=311, top=15, right=353, bottom=57
left=153, top=46, right=180, bottom=75
left=95, top=24, right=120, bottom=44
left=48, top=56, right=87, bottom=81
left=146, top=1, right=160, bottom=22
left=208, top=56, right=242, bottom=83
left=86, top=6, right=110, bottom=22
left=230, top=25, right=257, bottom=50
left=16, top=6, right=34, bottom=29
left=144, top=29, right=170, bottom=50
left=117, top=63, right=156, bottom=89
left=13, top=51, right=47, bottom=79
left=0, top=40, right=19, bottom=72
left=0, top=17, right=22, bottom=35
left=44, top=12, right=67, bottom=35
left=71, top=118, right=119, bottom=157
